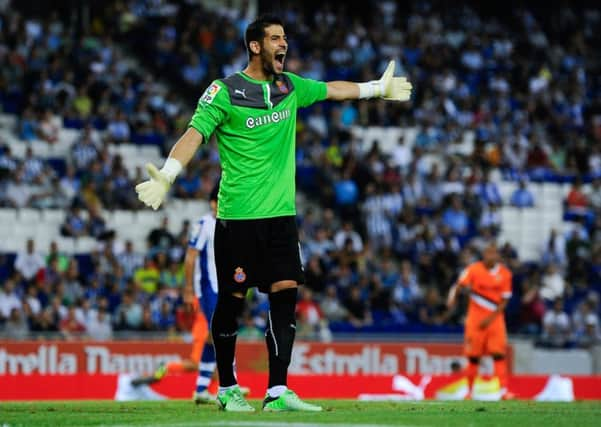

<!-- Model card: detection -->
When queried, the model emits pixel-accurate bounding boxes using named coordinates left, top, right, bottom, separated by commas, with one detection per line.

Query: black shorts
left=214, top=215, right=304, bottom=293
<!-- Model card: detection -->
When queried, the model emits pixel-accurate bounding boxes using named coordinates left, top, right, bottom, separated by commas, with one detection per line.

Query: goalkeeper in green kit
left=136, top=15, right=412, bottom=412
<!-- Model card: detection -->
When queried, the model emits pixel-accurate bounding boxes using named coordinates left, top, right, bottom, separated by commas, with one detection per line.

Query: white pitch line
left=103, top=422, right=418, bottom=427
left=212, top=423, right=408, bottom=427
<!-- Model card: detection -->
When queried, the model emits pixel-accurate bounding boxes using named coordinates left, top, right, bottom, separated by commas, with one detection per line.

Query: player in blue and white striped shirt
left=133, top=186, right=248, bottom=401
left=150, top=188, right=221, bottom=402
left=184, top=188, right=219, bottom=403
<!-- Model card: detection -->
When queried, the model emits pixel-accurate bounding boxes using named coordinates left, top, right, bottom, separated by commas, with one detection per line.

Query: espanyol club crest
left=234, top=267, right=247, bottom=283
left=276, top=79, right=289, bottom=94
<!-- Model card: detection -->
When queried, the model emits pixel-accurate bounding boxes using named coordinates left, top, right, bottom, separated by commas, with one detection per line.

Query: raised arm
left=326, top=60, right=412, bottom=102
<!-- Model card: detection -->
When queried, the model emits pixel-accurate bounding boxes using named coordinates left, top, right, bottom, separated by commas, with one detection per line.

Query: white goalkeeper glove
left=135, top=158, right=182, bottom=210
left=358, top=60, right=412, bottom=101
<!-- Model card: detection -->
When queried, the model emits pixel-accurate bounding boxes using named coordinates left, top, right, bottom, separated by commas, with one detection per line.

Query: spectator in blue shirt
left=475, top=171, right=503, bottom=206
left=511, top=180, right=535, bottom=208
left=442, top=196, right=470, bottom=235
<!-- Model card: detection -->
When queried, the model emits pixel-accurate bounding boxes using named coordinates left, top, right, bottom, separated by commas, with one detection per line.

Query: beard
left=260, top=49, right=277, bottom=75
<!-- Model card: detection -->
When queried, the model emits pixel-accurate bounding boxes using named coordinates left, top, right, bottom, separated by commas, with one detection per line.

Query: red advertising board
left=13, top=340, right=597, bottom=402
left=0, top=340, right=504, bottom=376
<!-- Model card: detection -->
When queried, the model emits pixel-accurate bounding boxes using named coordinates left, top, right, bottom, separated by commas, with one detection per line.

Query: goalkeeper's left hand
left=358, top=60, right=412, bottom=102
left=379, top=60, right=412, bottom=101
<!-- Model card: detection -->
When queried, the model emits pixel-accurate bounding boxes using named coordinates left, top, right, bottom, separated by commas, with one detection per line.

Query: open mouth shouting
left=274, top=52, right=286, bottom=72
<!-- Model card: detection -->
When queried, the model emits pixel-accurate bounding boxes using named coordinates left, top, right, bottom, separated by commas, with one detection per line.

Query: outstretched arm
left=326, top=60, right=412, bottom=102
left=326, top=81, right=360, bottom=101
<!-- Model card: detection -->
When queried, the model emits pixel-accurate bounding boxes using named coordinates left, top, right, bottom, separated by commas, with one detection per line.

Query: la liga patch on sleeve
left=200, top=83, right=221, bottom=105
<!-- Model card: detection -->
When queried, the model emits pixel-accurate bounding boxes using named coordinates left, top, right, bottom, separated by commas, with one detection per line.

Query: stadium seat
left=111, top=210, right=136, bottom=227
left=55, top=237, right=77, bottom=254
left=57, top=128, right=80, bottom=146
left=530, top=183, right=544, bottom=203
left=500, top=206, right=521, bottom=226
left=0, top=113, right=16, bottom=129
left=30, top=140, right=50, bottom=157
left=498, top=182, right=515, bottom=204
left=117, top=144, right=139, bottom=159
left=117, top=225, right=147, bottom=245
left=138, top=145, right=161, bottom=159
left=34, top=233, right=55, bottom=255
left=41, top=209, right=66, bottom=224
left=8, top=142, right=26, bottom=158
left=18, top=208, right=42, bottom=224
left=0, top=208, right=18, bottom=224
left=135, top=211, right=162, bottom=229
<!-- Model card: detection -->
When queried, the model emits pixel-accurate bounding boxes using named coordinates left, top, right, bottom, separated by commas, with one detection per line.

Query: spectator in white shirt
left=572, top=298, right=601, bottom=348
left=334, top=221, right=364, bottom=253
left=541, top=297, right=571, bottom=348
left=306, top=227, right=336, bottom=260
left=14, top=239, right=45, bottom=282
left=320, top=285, right=348, bottom=322
left=363, top=184, right=393, bottom=250
left=22, top=146, right=44, bottom=182
left=117, top=240, right=144, bottom=279
left=3, top=308, right=29, bottom=340
left=86, top=308, right=113, bottom=341
left=539, top=263, right=566, bottom=302
left=25, top=285, right=41, bottom=316
left=0, top=280, right=21, bottom=322
left=441, top=167, right=465, bottom=196
left=38, top=109, right=59, bottom=144
left=391, top=135, right=412, bottom=172
left=5, top=167, right=33, bottom=208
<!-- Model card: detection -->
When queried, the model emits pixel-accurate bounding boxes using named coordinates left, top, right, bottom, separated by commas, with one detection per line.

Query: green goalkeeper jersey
left=189, top=71, right=327, bottom=220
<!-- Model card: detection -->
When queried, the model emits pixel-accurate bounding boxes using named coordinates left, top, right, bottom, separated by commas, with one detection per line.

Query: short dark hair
left=244, top=14, right=284, bottom=56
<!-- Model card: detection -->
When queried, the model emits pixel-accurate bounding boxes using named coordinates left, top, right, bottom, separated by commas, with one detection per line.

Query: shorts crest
left=234, top=267, right=246, bottom=283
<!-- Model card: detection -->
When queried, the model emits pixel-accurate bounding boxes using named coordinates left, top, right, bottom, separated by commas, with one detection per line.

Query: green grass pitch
left=1, top=400, right=600, bottom=427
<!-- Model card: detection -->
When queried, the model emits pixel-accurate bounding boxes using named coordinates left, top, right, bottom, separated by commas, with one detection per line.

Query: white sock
left=218, top=384, right=238, bottom=394
left=267, top=385, right=287, bottom=398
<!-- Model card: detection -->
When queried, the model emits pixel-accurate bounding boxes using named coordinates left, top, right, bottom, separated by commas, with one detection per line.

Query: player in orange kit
left=446, top=242, right=514, bottom=399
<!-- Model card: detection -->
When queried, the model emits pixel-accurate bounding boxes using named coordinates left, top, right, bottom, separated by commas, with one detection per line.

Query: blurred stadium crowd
left=0, top=0, right=600, bottom=345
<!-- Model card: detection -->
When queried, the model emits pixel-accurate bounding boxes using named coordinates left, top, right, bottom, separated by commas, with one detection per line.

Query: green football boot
left=262, top=389, right=322, bottom=412
left=216, top=386, right=255, bottom=412
left=152, top=363, right=167, bottom=381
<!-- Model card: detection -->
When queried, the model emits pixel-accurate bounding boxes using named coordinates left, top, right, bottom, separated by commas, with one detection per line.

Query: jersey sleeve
left=285, top=72, right=328, bottom=108
left=188, top=220, right=207, bottom=251
left=457, top=265, right=473, bottom=288
left=188, top=81, right=230, bottom=141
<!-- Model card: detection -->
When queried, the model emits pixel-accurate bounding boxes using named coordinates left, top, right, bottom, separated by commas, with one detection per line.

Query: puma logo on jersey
left=234, top=89, right=247, bottom=99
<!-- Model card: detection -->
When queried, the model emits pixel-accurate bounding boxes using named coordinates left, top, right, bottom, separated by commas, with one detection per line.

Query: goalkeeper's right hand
left=135, top=159, right=182, bottom=210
